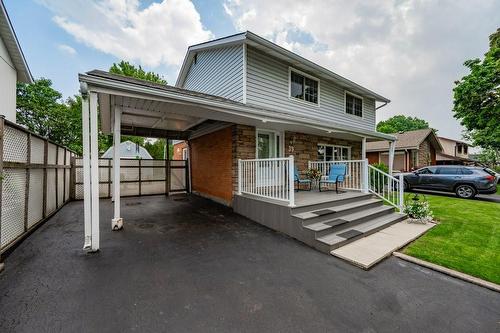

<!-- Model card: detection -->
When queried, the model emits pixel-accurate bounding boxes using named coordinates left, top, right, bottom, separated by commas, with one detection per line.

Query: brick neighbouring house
left=366, top=128, right=443, bottom=172
left=172, top=140, right=188, bottom=160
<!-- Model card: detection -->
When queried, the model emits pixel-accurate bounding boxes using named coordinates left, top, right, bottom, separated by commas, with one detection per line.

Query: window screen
left=290, top=70, right=318, bottom=104
left=346, top=93, right=363, bottom=117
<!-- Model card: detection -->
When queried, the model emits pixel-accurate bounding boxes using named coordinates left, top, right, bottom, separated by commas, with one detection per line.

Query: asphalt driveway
left=0, top=195, right=498, bottom=332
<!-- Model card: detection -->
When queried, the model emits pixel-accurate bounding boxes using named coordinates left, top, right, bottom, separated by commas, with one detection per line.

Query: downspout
left=375, top=101, right=389, bottom=110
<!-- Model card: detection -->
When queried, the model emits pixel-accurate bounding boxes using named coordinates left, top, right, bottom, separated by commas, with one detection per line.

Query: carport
left=80, top=70, right=390, bottom=252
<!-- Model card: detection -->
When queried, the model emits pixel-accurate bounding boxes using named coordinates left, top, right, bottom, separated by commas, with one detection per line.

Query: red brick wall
left=172, top=141, right=188, bottom=160
left=190, top=127, right=233, bottom=205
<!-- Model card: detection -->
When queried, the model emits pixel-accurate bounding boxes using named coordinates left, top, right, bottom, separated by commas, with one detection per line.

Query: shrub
left=404, top=195, right=433, bottom=223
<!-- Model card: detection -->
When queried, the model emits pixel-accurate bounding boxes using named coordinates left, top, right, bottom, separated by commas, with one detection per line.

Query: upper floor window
left=290, top=69, right=319, bottom=105
left=345, top=92, right=363, bottom=117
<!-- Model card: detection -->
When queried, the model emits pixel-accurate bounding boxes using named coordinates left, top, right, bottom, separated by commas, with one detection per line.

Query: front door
left=257, top=130, right=281, bottom=159
left=256, top=130, right=283, bottom=187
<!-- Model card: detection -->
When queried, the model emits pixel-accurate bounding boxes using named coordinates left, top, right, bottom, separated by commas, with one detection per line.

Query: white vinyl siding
left=246, top=46, right=376, bottom=131
left=183, top=45, right=244, bottom=102
left=0, top=36, right=17, bottom=123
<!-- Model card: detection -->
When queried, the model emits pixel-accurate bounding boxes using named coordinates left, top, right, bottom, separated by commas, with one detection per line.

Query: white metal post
left=82, top=94, right=92, bottom=250
left=388, top=140, right=395, bottom=175
left=89, top=92, right=100, bottom=251
left=288, top=155, right=295, bottom=207
left=112, top=107, right=123, bottom=230
left=362, top=159, right=369, bottom=193
left=237, top=159, right=242, bottom=195
left=398, top=173, right=404, bottom=212
left=361, top=137, right=367, bottom=160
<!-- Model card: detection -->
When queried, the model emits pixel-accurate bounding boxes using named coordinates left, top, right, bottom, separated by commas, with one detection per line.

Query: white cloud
left=40, top=0, right=213, bottom=68
left=223, top=0, right=499, bottom=140
left=57, top=43, right=76, bottom=56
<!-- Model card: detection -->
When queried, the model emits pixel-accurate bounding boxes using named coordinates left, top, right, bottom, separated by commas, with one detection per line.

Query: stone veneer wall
left=232, top=125, right=256, bottom=193
left=417, top=140, right=433, bottom=168
left=284, top=131, right=362, bottom=171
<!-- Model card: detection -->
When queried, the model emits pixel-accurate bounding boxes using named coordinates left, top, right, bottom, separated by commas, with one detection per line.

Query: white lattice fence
left=0, top=119, right=74, bottom=253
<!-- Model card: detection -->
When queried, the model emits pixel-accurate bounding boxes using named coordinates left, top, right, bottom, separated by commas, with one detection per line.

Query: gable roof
left=175, top=31, right=389, bottom=104
left=438, top=136, right=470, bottom=146
left=0, top=0, right=32, bottom=83
left=366, top=128, right=443, bottom=152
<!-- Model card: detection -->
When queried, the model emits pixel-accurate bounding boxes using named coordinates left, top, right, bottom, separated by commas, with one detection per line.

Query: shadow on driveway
left=409, top=189, right=500, bottom=203
left=1, top=195, right=499, bottom=332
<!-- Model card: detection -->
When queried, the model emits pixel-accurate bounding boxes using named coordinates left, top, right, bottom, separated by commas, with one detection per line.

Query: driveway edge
left=393, top=252, right=500, bottom=293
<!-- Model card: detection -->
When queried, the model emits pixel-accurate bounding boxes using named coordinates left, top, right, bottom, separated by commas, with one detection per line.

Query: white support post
left=362, top=159, right=369, bottom=193
left=361, top=137, right=367, bottom=160
left=388, top=140, right=395, bottom=175
left=82, top=94, right=92, bottom=251
left=288, top=155, right=295, bottom=207
left=112, top=107, right=123, bottom=230
left=398, top=173, right=404, bottom=212
left=89, top=92, right=100, bottom=251
left=237, top=159, right=242, bottom=195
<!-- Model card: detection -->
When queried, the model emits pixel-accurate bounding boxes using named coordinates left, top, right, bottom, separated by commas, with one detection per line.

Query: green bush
left=369, top=162, right=389, bottom=191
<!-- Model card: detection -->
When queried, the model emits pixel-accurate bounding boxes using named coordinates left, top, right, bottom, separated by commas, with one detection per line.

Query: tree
left=453, top=29, right=500, bottom=153
left=17, top=79, right=85, bottom=152
left=376, top=115, right=431, bottom=134
left=110, top=60, right=167, bottom=84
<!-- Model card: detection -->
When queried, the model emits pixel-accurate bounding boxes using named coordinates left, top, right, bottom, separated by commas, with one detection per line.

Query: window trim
left=317, top=143, right=351, bottom=161
left=344, top=91, right=364, bottom=118
left=288, top=67, right=320, bottom=107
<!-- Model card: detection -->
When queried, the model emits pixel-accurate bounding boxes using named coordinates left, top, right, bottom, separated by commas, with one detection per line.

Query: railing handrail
left=309, top=159, right=366, bottom=163
left=241, top=157, right=293, bottom=162
left=368, top=164, right=397, bottom=180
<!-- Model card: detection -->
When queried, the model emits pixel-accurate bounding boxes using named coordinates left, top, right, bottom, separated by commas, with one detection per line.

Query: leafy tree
left=376, top=115, right=431, bottom=134
left=453, top=29, right=500, bottom=153
left=109, top=60, right=167, bottom=84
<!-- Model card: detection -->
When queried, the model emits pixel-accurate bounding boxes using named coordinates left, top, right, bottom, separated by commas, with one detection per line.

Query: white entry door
left=256, top=130, right=283, bottom=187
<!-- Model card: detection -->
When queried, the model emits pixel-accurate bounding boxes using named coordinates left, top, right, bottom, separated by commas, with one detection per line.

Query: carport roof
left=79, top=70, right=396, bottom=141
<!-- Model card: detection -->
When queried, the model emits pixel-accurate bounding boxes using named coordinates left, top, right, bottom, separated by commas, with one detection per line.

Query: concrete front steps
left=234, top=191, right=407, bottom=257
left=290, top=194, right=407, bottom=254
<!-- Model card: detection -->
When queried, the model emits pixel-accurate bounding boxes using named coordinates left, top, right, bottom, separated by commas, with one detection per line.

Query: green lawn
left=497, top=185, right=500, bottom=194
left=403, top=194, right=500, bottom=284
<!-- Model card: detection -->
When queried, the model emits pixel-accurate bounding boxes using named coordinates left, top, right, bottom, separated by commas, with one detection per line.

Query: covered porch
left=78, top=70, right=399, bottom=252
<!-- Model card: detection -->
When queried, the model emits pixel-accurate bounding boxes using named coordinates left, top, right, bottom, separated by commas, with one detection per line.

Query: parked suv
left=398, top=166, right=498, bottom=199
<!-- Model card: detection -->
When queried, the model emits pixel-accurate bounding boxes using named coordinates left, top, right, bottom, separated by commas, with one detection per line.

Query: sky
left=4, top=0, right=499, bottom=143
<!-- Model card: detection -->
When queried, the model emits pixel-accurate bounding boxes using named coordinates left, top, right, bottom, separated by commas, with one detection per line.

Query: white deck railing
left=308, top=160, right=366, bottom=191
left=238, top=155, right=295, bottom=207
left=368, top=164, right=404, bottom=211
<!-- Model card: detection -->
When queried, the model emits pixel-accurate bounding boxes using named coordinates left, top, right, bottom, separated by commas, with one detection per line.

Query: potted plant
left=305, top=168, right=322, bottom=189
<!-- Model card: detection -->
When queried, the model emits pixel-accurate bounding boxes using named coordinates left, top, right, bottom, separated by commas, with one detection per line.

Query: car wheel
left=403, top=180, right=410, bottom=191
left=455, top=184, right=476, bottom=199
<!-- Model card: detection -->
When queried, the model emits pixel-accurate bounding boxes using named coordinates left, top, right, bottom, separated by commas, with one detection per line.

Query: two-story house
left=0, top=0, right=32, bottom=123
left=79, top=31, right=405, bottom=254
left=436, top=137, right=474, bottom=165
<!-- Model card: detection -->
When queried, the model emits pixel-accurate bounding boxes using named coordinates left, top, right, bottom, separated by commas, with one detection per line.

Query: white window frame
left=288, top=67, right=320, bottom=107
left=182, top=147, right=188, bottom=160
left=256, top=129, right=285, bottom=159
left=344, top=91, right=364, bottom=118
left=317, top=143, right=351, bottom=161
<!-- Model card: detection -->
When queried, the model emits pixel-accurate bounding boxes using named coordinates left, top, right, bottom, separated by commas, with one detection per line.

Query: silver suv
left=399, top=166, right=498, bottom=199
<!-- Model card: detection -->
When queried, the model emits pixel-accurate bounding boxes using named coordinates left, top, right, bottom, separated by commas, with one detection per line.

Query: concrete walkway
left=331, top=220, right=435, bottom=269
left=0, top=195, right=498, bottom=332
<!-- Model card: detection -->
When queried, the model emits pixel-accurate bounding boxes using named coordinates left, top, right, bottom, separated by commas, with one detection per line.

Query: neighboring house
left=101, top=141, right=153, bottom=159
left=366, top=129, right=443, bottom=172
left=172, top=140, right=188, bottom=160
left=436, top=137, right=474, bottom=165
left=0, top=0, right=32, bottom=123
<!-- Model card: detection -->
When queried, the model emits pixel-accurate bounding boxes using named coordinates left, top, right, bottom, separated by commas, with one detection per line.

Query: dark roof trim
left=0, top=0, right=32, bottom=83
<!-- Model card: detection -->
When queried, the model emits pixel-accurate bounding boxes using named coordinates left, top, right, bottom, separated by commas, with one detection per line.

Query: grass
left=497, top=185, right=500, bottom=195
left=403, top=193, right=500, bottom=284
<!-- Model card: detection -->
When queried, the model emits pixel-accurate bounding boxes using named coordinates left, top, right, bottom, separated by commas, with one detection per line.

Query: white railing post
left=398, top=173, right=404, bottom=212
left=288, top=155, right=295, bottom=207
left=362, top=159, right=369, bottom=193
left=237, top=159, right=242, bottom=195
